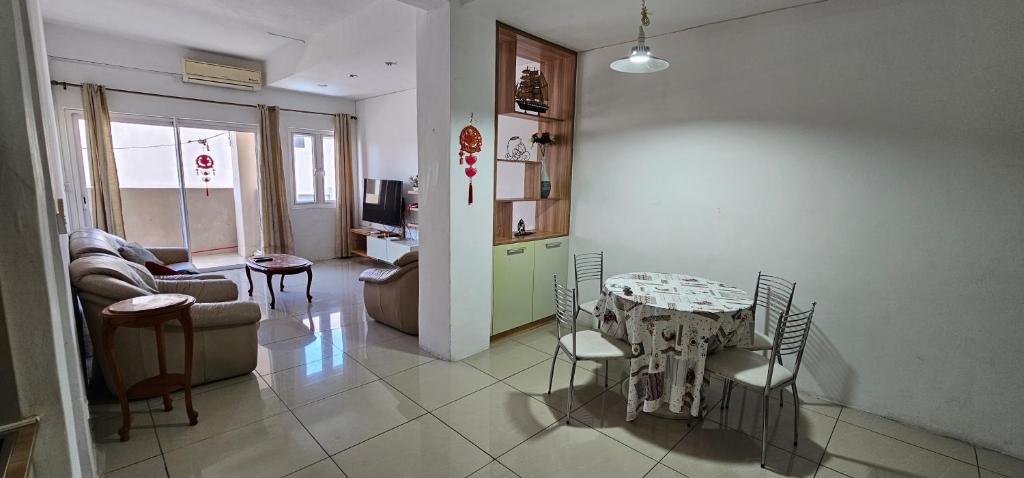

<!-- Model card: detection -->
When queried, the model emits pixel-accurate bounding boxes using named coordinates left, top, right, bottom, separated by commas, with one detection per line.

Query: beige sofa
left=70, top=251, right=260, bottom=394
left=359, top=251, right=418, bottom=334
left=69, top=228, right=198, bottom=273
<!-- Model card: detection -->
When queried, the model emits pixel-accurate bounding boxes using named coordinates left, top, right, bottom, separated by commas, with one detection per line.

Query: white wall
left=571, top=0, right=1024, bottom=455
left=356, top=88, right=419, bottom=237
left=45, top=22, right=356, bottom=260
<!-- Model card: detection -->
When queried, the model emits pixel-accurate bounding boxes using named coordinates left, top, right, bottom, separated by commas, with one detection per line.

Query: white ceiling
left=465, top=0, right=817, bottom=52
left=39, top=0, right=817, bottom=99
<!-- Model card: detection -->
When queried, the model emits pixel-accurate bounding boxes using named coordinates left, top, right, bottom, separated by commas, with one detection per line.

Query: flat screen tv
left=362, top=178, right=404, bottom=227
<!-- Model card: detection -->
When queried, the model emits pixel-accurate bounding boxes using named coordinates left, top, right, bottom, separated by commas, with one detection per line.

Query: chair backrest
left=751, top=272, right=796, bottom=330
left=767, top=303, right=817, bottom=384
left=552, top=275, right=578, bottom=355
left=573, top=252, right=603, bottom=307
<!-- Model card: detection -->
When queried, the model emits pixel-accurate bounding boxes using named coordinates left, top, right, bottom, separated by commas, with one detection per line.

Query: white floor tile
left=150, top=374, right=287, bottom=451
left=978, top=447, right=1024, bottom=478
left=346, top=334, right=435, bottom=377
left=662, top=420, right=818, bottom=478
left=715, top=385, right=837, bottom=463
left=256, top=331, right=345, bottom=376
left=102, top=456, right=167, bottom=478
left=164, top=413, right=326, bottom=478
left=644, top=464, right=687, bottom=478
left=293, top=380, right=425, bottom=455
left=285, top=459, right=346, bottom=477
left=468, top=461, right=519, bottom=478
left=263, top=353, right=378, bottom=408
left=91, top=408, right=162, bottom=474
left=574, top=388, right=693, bottom=460
left=434, top=381, right=564, bottom=456
left=332, top=414, right=491, bottom=478
left=500, top=420, right=657, bottom=478
left=258, top=317, right=315, bottom=345
left=821, top=421, right=979, bottom=478
left=462, top=339, right=551, bottom=379
left=504, top=359, right=608, bottom=414
left=384, top=360, right=497, bottom=410
left=839, top=407, right=976, bottom=464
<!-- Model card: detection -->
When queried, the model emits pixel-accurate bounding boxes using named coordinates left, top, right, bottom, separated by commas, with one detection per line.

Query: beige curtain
left=334, top=114, right=357, bottom=258
left=81, top=83, right=125, bottom=236
left=256, top=105, right=295, bottom=254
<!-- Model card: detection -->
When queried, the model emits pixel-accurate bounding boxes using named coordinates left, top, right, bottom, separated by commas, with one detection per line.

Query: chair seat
left=578, top=299, right=600, bottom=316
left=706, top=349, right=794, bottom=389
left=743, top=331, right=774, bottom=351
left=559, top=330, right=629, bottom=360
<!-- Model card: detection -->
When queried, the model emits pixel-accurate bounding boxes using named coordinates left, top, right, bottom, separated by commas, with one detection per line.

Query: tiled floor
left=90, top=259, right=1024, bottom=478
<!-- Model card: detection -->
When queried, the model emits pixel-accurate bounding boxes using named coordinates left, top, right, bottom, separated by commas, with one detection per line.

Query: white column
left=416, top=2, right=495, bottom=360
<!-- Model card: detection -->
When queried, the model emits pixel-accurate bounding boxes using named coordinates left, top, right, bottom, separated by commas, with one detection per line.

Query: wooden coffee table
left=245, top=254, right=313, bottom=309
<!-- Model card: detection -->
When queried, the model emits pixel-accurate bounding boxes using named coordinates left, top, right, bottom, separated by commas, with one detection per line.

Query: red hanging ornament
left=195, top=154, right=216, bottom=197
left=458, top=114, right=483, bottom=205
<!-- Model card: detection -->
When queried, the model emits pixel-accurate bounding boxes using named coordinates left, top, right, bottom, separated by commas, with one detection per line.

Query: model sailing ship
left=515, top=67, right=549, bottom=114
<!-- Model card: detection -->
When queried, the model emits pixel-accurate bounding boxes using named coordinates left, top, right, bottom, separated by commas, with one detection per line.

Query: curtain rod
left=49, top=80, right=357, bottom=120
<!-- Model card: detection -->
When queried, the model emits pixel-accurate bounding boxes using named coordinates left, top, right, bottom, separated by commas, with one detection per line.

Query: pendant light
left=610, top=0, right=670, bottom=73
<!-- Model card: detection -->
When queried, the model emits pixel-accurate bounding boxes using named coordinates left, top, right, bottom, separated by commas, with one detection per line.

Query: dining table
left=594, top=272, right=755, bottom=421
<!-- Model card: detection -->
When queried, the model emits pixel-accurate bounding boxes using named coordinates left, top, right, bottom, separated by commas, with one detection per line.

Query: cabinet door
left=366, top=236, right=388, bottom=261
left=492, top=242, right=536, bottom=335
left=532, top=237, right=570, bottom=321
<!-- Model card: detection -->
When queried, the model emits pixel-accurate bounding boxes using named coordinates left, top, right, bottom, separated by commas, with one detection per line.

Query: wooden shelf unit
left=493, top=23, right=577, bottom=246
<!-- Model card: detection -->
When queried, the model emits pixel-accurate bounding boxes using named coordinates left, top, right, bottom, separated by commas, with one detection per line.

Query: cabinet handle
left=545, top=241, right=562, bottom=249
left=506, top=247, right=526, bottom=256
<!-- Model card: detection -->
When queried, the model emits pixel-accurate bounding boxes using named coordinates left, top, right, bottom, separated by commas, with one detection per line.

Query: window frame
left=289, top=129, right=336, bottom=209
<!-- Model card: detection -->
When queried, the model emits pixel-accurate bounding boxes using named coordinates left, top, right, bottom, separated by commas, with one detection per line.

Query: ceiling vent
left=182, top=59, right=262, bottom=91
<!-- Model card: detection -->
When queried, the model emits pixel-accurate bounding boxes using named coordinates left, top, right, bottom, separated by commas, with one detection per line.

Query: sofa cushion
left=69, top=255, right=158, bottom=295
left=145, top=261, right=182, bottom=276
left=69, top=229, right=125, bottom=260
left=119, top=242, right=163, bottom=265
left=393, top=251, right=418, bottom=267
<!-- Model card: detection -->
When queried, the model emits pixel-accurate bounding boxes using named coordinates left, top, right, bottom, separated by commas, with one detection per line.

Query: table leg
left=280, top=274, right=285, bottom=291
left=179, top=311, right=199, bottom=426
left=154, top=323, right=172, bottom=412
left=245, top=266, right=253, bottom=296
left=102, top=324, right=131, bottom=441
left=305, top=267, right=313, bottom=302
left=266, top=273, right=276, bottom=309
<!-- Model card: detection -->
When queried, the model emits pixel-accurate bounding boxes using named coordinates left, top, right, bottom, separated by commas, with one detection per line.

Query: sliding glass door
left=71, top=114, right=260, bottom=270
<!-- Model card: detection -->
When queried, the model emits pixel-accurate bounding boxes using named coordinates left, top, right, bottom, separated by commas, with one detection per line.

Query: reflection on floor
left=88, top=259, right=1024, bottom=478
left=192, top=251, right=245, bottom=272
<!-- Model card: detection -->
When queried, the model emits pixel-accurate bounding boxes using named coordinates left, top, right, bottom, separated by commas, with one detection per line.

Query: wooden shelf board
left=499, top=111, right=563, bottom=122
left=494, top=230, right=567, bottom=246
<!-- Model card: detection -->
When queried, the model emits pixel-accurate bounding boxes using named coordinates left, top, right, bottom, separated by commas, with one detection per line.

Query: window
left=291, top=131, right=335, bottom=206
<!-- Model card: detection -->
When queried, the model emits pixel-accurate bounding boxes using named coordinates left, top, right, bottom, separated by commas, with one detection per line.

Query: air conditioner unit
left=182, top=59, right=262, bottom=91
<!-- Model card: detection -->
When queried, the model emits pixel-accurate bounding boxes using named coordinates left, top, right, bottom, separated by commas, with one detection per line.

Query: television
left=362, top=178, right=404, bottom=227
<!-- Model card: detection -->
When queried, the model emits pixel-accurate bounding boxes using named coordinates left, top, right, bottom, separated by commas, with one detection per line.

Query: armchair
left=70, top=255, right=261, bottom=394
left=359, top=251, right=419, bottom=334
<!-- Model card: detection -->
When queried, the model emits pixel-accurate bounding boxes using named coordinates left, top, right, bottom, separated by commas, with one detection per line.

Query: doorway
left=71, top=114, right=261, bottom=270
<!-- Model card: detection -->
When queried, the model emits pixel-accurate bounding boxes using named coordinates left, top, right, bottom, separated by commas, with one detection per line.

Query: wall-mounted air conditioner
left=182, top=59, right=262, bottom=91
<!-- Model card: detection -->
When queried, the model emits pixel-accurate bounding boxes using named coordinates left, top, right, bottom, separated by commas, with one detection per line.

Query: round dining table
left=595, top=272, right=755, bottom=421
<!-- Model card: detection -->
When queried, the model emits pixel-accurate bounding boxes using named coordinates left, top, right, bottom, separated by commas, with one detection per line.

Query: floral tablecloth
left=595, top=272, right=754, bottom=421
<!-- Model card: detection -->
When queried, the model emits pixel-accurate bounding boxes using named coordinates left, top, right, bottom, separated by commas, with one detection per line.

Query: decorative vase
left=539, top=146, right=552, bottom=199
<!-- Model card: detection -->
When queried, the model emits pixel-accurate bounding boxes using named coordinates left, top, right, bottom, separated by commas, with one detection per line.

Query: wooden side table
left=100, top=294, right=199, bottom=441
left=245, top=254, right=313, bottom=309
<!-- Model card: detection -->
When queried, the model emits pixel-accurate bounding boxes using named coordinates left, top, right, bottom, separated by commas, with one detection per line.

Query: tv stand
left=349, top=228, right=417, bottom=263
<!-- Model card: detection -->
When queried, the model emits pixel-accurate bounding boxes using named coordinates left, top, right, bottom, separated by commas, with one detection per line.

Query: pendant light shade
left=611, top=1, right=669, bottom=73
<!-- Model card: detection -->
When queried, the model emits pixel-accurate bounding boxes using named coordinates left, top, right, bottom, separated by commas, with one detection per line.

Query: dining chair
left=573, top=252, right=604, bottom=325
left=745, top=272, right=797, bottom=352
left=705, top=303, right=817, bottom=468
left=546, top=275, right=630, bottom=424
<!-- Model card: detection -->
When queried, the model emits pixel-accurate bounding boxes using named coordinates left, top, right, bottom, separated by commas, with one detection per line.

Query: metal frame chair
left=546, top=275, right=628, bottom=424
left=747, top=272, right=797, bottom=352
left=573, top=252, right=604, bottom=322
left=706, top=303, right=817, bottom=468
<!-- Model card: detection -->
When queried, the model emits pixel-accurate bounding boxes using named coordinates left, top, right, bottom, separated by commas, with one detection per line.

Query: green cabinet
left=492, top=242, right=536, bottom=335
left=492, top=237, right=570, bottom=336
left=532, top=237, right=570, bottom=322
